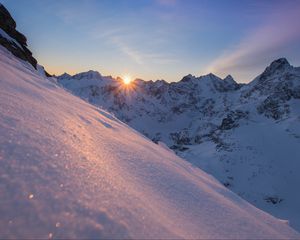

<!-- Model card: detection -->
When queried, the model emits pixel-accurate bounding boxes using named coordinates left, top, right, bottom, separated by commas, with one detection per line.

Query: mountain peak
left=57, top=72, right=71, bottom=79
left=72, top=70, right=102, bottom=80
left=207, top=72, right=218, bottom=78
left=268, top=58, right=291, bottom=71
left=200, top=73, right=221, bottom=81
left=261, top=58, right=291, bottom=78
left=180, top=74, right=195, bottom=82
left=223, top=74, right=234, bottom=82
left=256, top=58, right=293, bottom=82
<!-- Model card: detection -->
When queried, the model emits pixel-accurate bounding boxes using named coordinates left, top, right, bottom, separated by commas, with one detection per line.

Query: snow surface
left=180, top=117, right=300, bottom=230
left=57, top=58, right=300, bottom=232
left=0, top=46, right=299, bottom=239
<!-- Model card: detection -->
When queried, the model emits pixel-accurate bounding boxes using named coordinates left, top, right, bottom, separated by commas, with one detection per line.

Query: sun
left=123, top=76, right=132, bottom=85
left=118, top=75, right=136, bottom=92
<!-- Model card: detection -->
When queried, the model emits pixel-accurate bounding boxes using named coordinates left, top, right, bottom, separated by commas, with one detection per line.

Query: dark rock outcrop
left=220, top=110, right=249, bottom=130
left=0, top=4, right=37, bottom=68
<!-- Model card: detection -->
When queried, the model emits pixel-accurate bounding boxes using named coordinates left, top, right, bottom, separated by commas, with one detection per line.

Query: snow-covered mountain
left=0, top=4, right=299, bottom=238
left=57, top=58, right=300, bottom=231
left=2, top=25, right=300, bottom=240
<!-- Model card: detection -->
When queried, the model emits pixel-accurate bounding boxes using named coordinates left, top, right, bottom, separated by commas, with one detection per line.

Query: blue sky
left=2, top=0, right=300, bottom=82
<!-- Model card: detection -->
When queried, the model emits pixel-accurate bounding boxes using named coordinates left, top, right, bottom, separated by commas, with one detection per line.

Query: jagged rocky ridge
left=57, top=59, right=300, bottom=145
left=0, top=3, right=51, bottom=77
left=57, top=59, right=300, bottom=231
left=0, top=4, right=39, bottom=69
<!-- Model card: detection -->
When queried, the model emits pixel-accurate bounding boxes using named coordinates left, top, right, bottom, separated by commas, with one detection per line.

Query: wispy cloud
left=206, top=1, right=300, bottom=82
left=110, top=36, right=178, bottom=65
left=111, top=36, right=144, bottom=64
left=89, top=18, right=178, bottom=66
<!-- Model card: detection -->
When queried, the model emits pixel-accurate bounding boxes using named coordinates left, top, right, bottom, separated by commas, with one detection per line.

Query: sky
left=2, top=0, right=300, bottom=83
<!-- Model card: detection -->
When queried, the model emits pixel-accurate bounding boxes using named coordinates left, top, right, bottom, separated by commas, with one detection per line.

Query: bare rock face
left=0, top=4, right=37, bottom=68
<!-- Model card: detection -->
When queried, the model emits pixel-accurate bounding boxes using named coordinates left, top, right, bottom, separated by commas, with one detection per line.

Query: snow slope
left=58, top=58, right=300, bottom=231
left=180, top=116, right=300, bottom=230
left=0, top=47, right=299, bottom=239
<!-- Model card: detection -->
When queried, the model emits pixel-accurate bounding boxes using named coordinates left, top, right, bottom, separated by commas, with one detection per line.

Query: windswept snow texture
left=0, top=47, right=299, bottom=239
